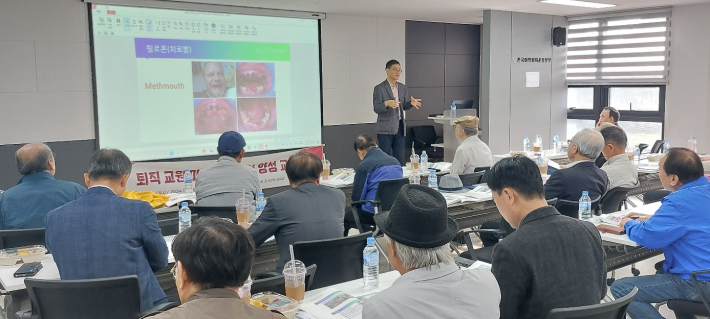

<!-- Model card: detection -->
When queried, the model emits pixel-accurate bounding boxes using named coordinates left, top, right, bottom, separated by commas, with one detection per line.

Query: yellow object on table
left=122, top=190, right=170, bottom=208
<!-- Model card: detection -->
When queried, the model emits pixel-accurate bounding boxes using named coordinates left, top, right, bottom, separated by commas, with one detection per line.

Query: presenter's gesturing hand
left=385, top=100, right=400, bottom=109
left=411, top=96, right=422, bottom=109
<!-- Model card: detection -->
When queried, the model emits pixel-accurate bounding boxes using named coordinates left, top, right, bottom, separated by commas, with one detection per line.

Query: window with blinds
left=567, top=9, right=671, bottom=84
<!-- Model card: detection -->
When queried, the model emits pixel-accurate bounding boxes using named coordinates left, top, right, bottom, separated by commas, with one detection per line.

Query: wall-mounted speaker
left=552, top=27, right=567, bottom=47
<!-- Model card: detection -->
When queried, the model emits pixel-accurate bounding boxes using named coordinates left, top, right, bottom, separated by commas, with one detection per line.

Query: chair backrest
left=452, top=99, right=475, bottom=109
left=0, top=228, right=45, bottom=250
left=547, top=287, right=637, bottom=319
left=375, top=178, right=409, bottom=213
left=25, top=275, right=142, bottom=319
left=600, top=184, right=638, bottom=214
left=474, top=167, right=491, bottom=184
left=157, top=214, right=198, bottom=236
left=293, top=232, right=372, bottom=289
left=555, top=196, right=601, bottom=219
left=650, top=140, right=664, bottom=154
left=411, top=126, right=438, bottom=145
left=251, top=264, right=317, bottom=295
left=459, top=171, right=485, bottom=187
left=188, top=206, right=237, bottom=223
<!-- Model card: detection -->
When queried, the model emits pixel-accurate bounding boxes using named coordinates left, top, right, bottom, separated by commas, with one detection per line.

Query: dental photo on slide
left=235, top=62, right=275, bottom=97
left=192, top=61, right=236, bottom=98
left=194, top=98, right=237, bottom=135
left=237, top=98, right=277, bottom=132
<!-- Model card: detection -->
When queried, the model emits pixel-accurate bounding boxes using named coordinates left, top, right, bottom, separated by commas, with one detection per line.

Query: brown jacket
left=145, top=288, right=283, bottom=319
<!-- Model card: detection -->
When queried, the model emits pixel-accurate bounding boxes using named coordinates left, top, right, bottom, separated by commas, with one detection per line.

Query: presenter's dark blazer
left=544, top=161, right=608, bottom=203
left=373, top=80, right=412, bottom=135
left=45, top=186, right=169, bottom=311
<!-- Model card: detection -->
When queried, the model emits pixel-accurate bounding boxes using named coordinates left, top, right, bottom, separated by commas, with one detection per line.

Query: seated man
left=362, top=184, right=500, bottom=318
left=612, top=148, right=710, bottom=319
left=600, top=126, right=638, bottom=190
left=46, top=149, right=169, bottom=312
left=489, top=155, right=607, bottom=319
left=545, top=128, right=608, bottom=207
left=594, top=107, right=621, bottom=167
left=196, top=131, right=261, bottom=207
left=244, top=152, right=345, bottom=271
left=0, top=143, right=85, bottom=229
left=450, top=116, right=493, bottom=175
left=147, top=218, right=282, bottom=319
left=344, top=134, right=403, bottom=235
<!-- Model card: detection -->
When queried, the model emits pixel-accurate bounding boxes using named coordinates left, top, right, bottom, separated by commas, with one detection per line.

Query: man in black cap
left=362, top=184, right=500, bottom=319
left=488, top=155, right=606, bottom=319
left=195, top=131, right=261, bottom=207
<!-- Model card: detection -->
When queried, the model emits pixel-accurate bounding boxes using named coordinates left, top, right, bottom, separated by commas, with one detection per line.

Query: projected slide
left=90, top=5, right=321, bottom=161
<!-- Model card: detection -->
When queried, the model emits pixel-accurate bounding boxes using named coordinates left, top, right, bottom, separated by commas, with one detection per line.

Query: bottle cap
left=367, top=237, right=375, bottom=244
left=181, top=202, right=188, bottom=207
left=582, top=191, right=589, bottom=196
left=185, top=169, right=190, bottom=172
left=525, top=136, right=528, bottom=138
left=430, top=169, right=436, bottom=174
left=258, top=192, right=264, bottom=196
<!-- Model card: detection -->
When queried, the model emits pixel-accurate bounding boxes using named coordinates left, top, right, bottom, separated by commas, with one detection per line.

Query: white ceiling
left=164, top=0, right=710, bottom=24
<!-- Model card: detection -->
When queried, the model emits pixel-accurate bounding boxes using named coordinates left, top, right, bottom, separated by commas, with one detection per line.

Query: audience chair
left=458, top=171, right=486, bottom=187
left=251, top=264, right=317, bottom=296
left=0, top=228, right=46, bottom=250
left=599, top=183, right=639, bottom=215
left=293, top=232, right=372, bottom=289
left=349, top=178, right=409, bottom=234
left=188, top=206, right=237, bottom=223
left=157, top=214, right=198, bottom=236
left=665, top=270, right=710, bottom=317
left=460, top=199, right=558, bottom=263
left=411, top=125, right=444, bottom=161
left=474, top=167, right=491, bottom=184
left=555, top=196, right=601, bottom=219
left=17, top=275, right=177, bottom=319
left=650, top=140, right=664, bottom=154
left=546, top=287, right=637, bottom=319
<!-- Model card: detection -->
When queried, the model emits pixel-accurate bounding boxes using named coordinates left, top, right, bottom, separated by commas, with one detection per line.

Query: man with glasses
left=373, top=59, right=422, bottom=166
left=594, top=107, right=621, bottom=167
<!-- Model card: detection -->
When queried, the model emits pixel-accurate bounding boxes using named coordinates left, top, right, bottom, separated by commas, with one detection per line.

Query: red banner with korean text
left=126, top=146, right=323, bottom=194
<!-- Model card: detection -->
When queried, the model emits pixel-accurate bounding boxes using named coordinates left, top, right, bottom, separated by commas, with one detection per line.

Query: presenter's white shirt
left=451, top=135, right=493, bottom=175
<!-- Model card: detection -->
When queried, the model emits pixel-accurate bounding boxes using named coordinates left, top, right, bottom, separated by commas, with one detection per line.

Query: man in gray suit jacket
left=373, top=60, right=422, bottom=165
left=244, top=152, right=345, bottom=271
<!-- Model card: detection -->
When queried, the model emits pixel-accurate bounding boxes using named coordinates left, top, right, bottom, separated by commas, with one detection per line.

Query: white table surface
left=320, top=163, right=452, bottom=189
left=303, top=271, right=400, bottom=304
left=592, top=202, right=662, bottom=247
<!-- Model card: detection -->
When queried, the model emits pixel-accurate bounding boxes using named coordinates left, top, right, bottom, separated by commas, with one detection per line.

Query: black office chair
left=458, top=171, right=485, bottom=187
left=555, top=196, right=601, bottom=219
left=157, top=214, right=198, bottom=236
left=0, top=228, right=45, bottom=250
left=411, top=125, right=444, bottom=162
left=349, top=178, right=409, bottom=234
left=474, top=167, right=490, bottom=184
left=546, top=287, right=637, bottom=319
left=18, top=275, right=177, bottom=319
left=665, top=270, right=710, bottom=317
left=650, top=140, right=664, bottom=154
left=460, top=199, right=558, bottom=263
left=251, top=264, right=317, bottom=296
left=599, top=183, right=639, bottom=215
left=293, top=232, right=372, bottom=289
left=188, top=206, right=237, bottom=223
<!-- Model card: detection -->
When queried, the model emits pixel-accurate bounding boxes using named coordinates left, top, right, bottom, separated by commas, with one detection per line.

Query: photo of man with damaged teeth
left=192, top=62, right=237, bottom=98
left=235, top=62, right=275, bottom=97
left=194, top=98, right=238, bottom=135
left=237, top=98, right=276, bottom=132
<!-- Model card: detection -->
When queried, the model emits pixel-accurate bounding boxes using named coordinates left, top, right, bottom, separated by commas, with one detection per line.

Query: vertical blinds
left=567, top=9, right=671, bottom=84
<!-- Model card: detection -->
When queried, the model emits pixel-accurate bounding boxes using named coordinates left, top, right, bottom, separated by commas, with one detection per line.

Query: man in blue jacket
left=612, top=148, right=710, bottom=319
left=344, top=134, right=403, bottom=235
left=46, top=149, right=169, bottom=312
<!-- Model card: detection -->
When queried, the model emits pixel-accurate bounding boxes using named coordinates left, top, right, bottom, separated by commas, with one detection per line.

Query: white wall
left=666, top=3, right=710, bottom=153
left=0, top=0, right=95, bottom=145
left=321, top=14, right=405, bottom=126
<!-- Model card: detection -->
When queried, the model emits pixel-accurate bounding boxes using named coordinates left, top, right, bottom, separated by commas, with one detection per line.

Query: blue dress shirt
left=624, top=177, right=710, bottom=280
left=0, top=172, right=85, bottom=230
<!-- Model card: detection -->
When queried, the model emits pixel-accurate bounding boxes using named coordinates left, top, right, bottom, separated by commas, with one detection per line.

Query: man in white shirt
left=600, top=126, right=638, bottom=190
left=450, top=116, right=493, bottom=175
left=362, top=184, right=500, bottom=319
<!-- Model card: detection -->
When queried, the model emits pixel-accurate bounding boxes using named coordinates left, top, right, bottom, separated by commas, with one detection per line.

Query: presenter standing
left=373, top=60, right=422, bottom=166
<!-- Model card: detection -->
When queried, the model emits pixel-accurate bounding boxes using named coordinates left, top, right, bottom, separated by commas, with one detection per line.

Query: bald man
left=0, top=143, right=85, bottom=229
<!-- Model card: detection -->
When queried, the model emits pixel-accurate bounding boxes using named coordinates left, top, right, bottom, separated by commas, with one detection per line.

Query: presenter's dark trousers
left=377, top=120, right=406, bottom=166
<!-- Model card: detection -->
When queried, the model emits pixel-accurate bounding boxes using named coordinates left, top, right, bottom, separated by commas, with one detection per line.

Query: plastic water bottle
left=536, top=134, right=543, bottom=152
left=450, top=101, right=457, bottom=118
left=409, top=169, right=420, bottom=185
left=552, top=134, right=560, bottom=154
left=363, top=237, right=379, bottom=289
left=178, top=202, right=191, bottom=233
left=688, top=136, right=698, bottom=153
left=578, top=191, right=592, bottom=221
left=523, top=136, right=531, bottom=154
left=633, top=145, right=640, bottom=163
left=428, top=170, right=438, bottom=189
left=183, top=169, right=194, bottom=193
left=662, top=140, right=670, bottom=153
left=420, top=151, right=428, bottom=171
left=255, top=192, right=266, bottom=219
